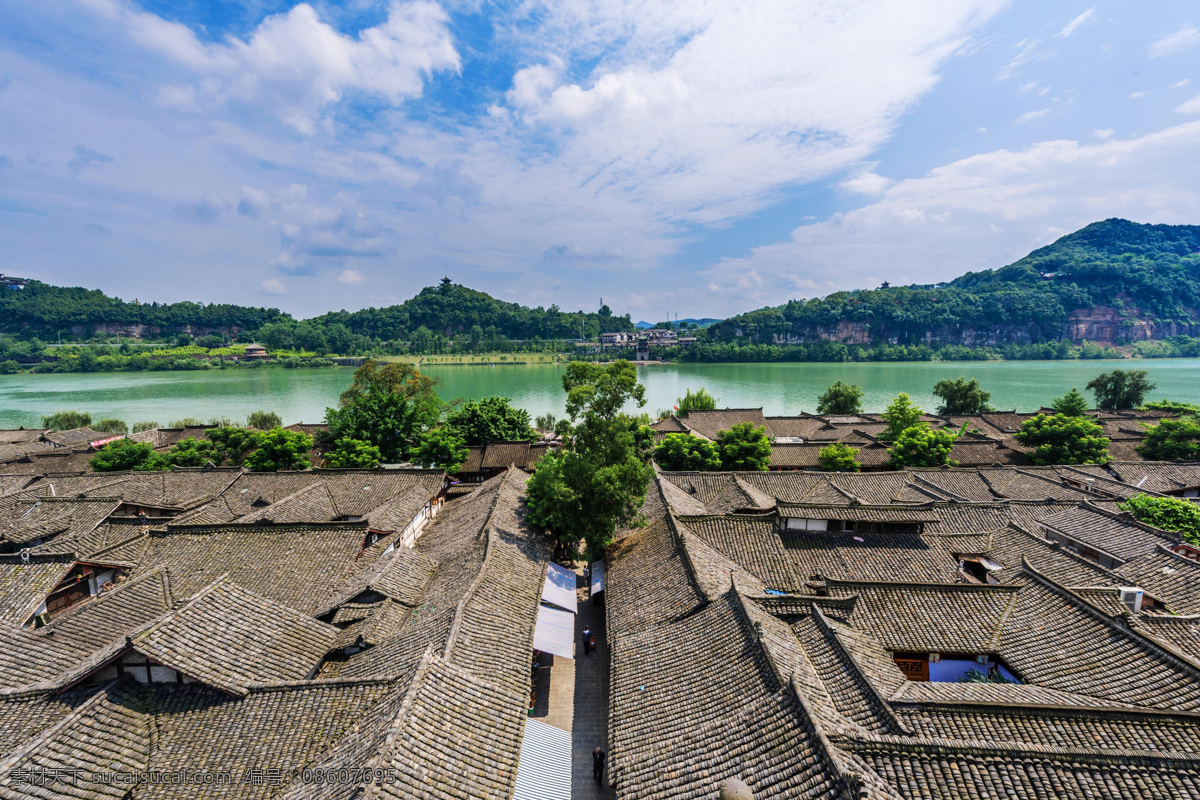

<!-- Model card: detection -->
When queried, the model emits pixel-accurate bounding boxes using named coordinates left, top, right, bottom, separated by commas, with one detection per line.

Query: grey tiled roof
left=131, top=578, right=339, bottom=695
left=1036, top=502, right=1179, bottom=563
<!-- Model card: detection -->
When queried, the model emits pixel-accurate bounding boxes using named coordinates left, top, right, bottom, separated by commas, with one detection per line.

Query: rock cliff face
left=769, top=306, right=1200, bottom=347
left=62, top=322, right=248, bottom=339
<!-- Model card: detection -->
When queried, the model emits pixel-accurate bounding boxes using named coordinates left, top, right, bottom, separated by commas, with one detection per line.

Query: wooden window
left=893, top=653, right=929, bottom=681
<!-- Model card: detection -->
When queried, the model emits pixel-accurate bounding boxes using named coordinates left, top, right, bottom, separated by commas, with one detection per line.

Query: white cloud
left=1056, top=8, right=1095, bottom=38
left=977, top=126, right=988, bottom=133
left=1150, top=26, right=1200, bottom=58
left=79, top=0, right=460, bottom=133
left=262, top=278, right=287, bottom=294
left=998, top=38, right=1054, bottom=81
left=1179, top=94, right=1200, bottom=115
left=841, top=172, right=893, bottom=195
left=1130, top=91, right=1147, bottom=99
left=1093, top=128, right=1115, bottom=139
left=337, top=269, right=364, bottom=285
left=502, top=0, right=1007, bottom=225
left=1174, top=79, right=1191, bottom=88
left=1015, top=109, right=1049, bottom=124
left=710, top=122, right=1200, bottom=307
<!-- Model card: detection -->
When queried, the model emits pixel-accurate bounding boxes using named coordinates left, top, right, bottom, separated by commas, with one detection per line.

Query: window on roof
left=841, top=520, right=856, bottom=532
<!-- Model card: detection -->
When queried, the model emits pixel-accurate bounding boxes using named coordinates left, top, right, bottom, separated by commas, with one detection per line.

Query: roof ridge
left=443, top=526, right=495, bottom=662
left=246, top=675, right=394, bottom=693
left=359, top=645, right=440, bottom=800
left=837, top=729, right=1200, bottom=767
left=1018, top=556, right=1200, bottom=679
left=826, top=577, right=1021, bottom=592
left=0, top=680, right=143, bottom=773
left=785, top=676, right=889, bottom=800
left=811, top=605, right=907, bottom=736
left=889, top=697, right=1200, bottom=722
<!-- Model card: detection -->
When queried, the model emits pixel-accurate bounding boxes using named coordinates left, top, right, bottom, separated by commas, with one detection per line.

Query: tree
left=166, top=437, right=220, bottom=467
left=888, top=425, right=958, bottom=468
left=90, top=438, right=164, bottom=472
left=410, top=428, right=468, bottom=472
left=527, top=360, right=652, bottom=559
left=653, top=434, right=721, bottom=471
left=882, top=393, right=923, bottom=442
left=0, top=360, right=19, bottom=374
left=1120, top=494, right=1200, bottom=546
left=444, top=396, right=534, bottom=445
left=1013, top=413, right=1109, bottom=465
left=715, top=423, right=772, bottom=471
left=92, top=418, right=129, bottom=435
left=325, top=438, right=383, bottom=469
left=246, top=410, right=283, bottom=430
left=169, top=417, right=204, bottom=428
left=818, top=442, right=861, bottom=472
left=1087, top=369, right=1156, bottom=410
left=42, top=410, right=91, bottom=430
left=132, top=421, right=160, bottom=433
left=244, top=429, right=313, bottom=472
left=816, top=381, right=864, bottom=415
left=1051, top=388, right=1089, bottom=417
left=206, top=426, right=262, bottom=466
left=324, top=360, right=442, bottom=462
left=535, top=413, right=558, bottom=432
left=1137, top=416, right=1200, bottom=461
left=932, top=377, right=994, bottom=415
left=675, top=388, right=718, bottom=417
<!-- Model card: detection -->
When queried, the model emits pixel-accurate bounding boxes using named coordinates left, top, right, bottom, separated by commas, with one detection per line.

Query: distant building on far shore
left=242, top=344, right=269, bottom=360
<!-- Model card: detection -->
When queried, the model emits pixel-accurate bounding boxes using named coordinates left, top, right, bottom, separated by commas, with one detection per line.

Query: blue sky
left=0, top=0, right=1198, bottom=320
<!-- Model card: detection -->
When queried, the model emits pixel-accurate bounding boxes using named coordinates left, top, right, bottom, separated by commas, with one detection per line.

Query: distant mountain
left=705, top=219, right=1200, bottom=348
left=636, top=318, right=723, bottom=329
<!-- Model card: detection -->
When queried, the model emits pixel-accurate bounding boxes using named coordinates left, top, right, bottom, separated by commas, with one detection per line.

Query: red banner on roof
left=90, top=435, right=125, bottom=448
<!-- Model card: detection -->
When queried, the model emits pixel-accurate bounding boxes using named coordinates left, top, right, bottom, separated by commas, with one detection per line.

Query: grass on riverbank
left=384, top=353, right=564, bottom=365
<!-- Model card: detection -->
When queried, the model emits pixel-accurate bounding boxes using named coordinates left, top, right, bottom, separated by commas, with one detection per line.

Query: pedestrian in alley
left=593, top=747, right=605, bottom=785
left=582, top=624, right=592, bottom=656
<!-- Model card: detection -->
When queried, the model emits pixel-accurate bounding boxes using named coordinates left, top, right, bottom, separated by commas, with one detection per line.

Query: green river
left=2, top=359, right=1199, bottom=429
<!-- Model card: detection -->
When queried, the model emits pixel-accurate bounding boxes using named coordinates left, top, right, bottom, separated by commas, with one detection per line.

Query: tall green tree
left=1137, top=416, right=1200, bottom=461
left=323, top=360, right=441, bottom=462
left=1120, top=495, right=1200, bottom=546
left=932, top=377, right=994, bottom=415
left=325, top=438, right=383, bottom=469
left=245, top=429, right=313, bottom=472
left=166, top=437, right=220, bottom=467
left=526, top=360, right=653, bottom=559
left=1051, top=388, right=1090, bottom=417
left=410, top=428, right=468, bottom=473
left=716, top=423, right=772, bottom=471
left=92, top=418, right=129, bottom=435
left=653, top=434, right=721, bottom=471
left=1087, top=369, right=1156, bottom=410
left=675, top=388, right=718, bottom=417
left=90, top=439, right=165, bottom=472
left=444, top=396, right=534, bottom=445
left=888, top=425, right=958, bottom=468
left=206, top=427, right=262, bottom=466
left=882, top=393, right=924, bottom=442
left=818, top=442, right=861, bottom=472
left=42, top=410, right=92, bottom=430
left=816, top=381, right=864, bottom=415
left=1014, top=413, right=1110, bottom=465
left=246, top=410, right=283, bottom=430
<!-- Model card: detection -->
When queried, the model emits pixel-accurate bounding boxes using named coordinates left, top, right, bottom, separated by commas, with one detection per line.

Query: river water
left=2, top=359, right=1199, bottom=428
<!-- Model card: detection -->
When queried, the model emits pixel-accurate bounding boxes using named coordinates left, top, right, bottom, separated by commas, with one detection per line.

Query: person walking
left=581, top=625, right=592, bottom=656
left=593, top=747, right=605, bottom=785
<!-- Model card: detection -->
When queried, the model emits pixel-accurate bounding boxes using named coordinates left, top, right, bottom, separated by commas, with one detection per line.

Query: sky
left=0, top=1, right=1198, bottom=321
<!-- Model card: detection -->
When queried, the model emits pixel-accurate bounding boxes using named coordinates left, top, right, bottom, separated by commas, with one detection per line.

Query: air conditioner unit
left=1119, top=587, right=1144, bottom=614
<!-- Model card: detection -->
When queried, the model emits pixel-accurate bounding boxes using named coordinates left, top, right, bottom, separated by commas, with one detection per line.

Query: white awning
left=541, top=562, right=578, bottom=613
left=533, top=604, right=575, bottom=660
left=513, top=719, right=571, bottom=800
left=591, top=559, right=605, bottom=595
left=979, top=557, right=1003, bottom=572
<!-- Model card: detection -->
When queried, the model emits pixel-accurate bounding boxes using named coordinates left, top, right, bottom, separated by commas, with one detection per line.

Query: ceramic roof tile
left=1036, top=502, right=1178, bottom=563
left=678, top=408, right=768, bottom=440
left=680, top=514, right=802, bottom=592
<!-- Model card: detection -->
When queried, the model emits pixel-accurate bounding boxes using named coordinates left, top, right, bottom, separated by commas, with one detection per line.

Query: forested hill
left=0, top=277, right=632, bottom=344
left=705, top=219, right=1200, bottom=348
left=0, top=282, right=288, bottom=336
left=308, top=280, right=634, bottom=341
